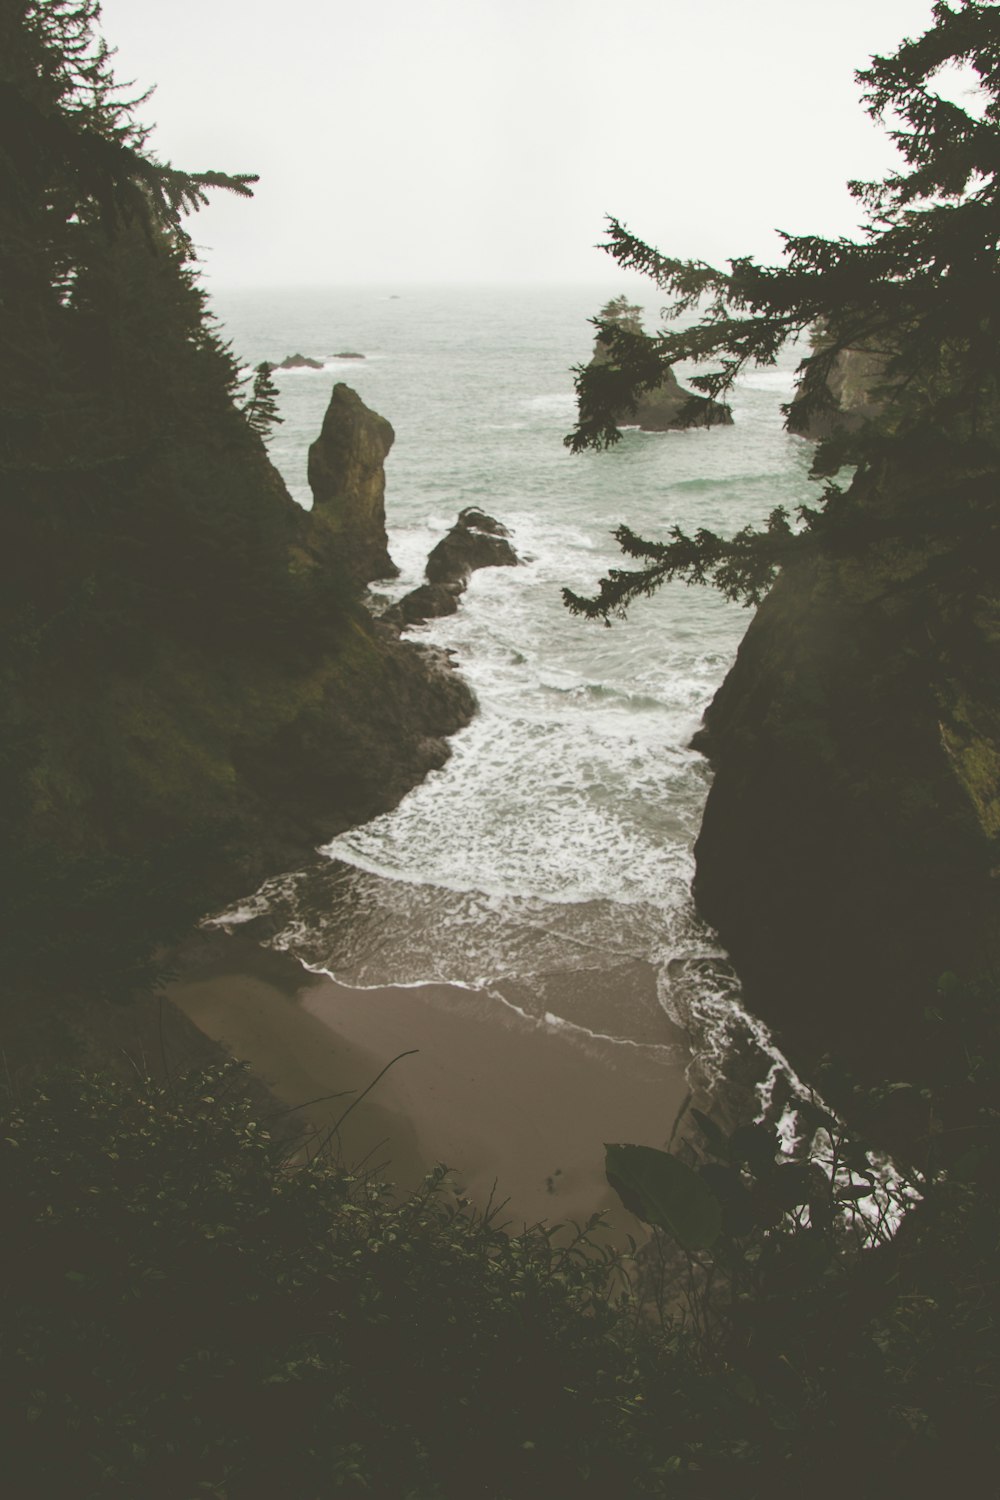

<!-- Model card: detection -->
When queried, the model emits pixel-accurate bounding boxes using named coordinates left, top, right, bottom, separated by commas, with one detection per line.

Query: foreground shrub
left=0, top=1066, right=693, bottom=1499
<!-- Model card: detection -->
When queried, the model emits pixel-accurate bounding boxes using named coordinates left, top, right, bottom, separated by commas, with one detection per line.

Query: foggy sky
left=97, top=0, right=942, bottom=288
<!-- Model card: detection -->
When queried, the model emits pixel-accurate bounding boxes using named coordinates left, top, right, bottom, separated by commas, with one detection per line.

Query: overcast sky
left=98, top=0, right=942, bottom=288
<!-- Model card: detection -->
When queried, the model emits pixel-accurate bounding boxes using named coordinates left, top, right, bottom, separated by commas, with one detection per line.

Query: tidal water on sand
left=207, top=284, right=819, bottom=1172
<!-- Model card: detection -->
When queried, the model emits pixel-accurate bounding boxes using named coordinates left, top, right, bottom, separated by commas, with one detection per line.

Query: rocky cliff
left=787, top=341, right=890, bottom=442
left=306, top=383, right=400, bottom=585
left=3, top=372, right=475, bottom=999
left=691, top=457, right=1000, bottom=1084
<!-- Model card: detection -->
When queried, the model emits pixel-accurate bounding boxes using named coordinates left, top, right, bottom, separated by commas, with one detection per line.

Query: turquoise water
left=210, top=285, right=815, bottom=1092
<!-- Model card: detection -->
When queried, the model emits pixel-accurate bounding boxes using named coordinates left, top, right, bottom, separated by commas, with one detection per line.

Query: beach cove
left=168, top=930, right=692, bottom=1235
left=140, top=284, right=816, bottom=1228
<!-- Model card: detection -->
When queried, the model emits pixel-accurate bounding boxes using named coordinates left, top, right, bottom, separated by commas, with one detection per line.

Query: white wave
left=735, top=369, right=798, bottom=392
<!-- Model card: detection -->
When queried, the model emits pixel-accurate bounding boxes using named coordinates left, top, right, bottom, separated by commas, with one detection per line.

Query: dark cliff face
left=3, top=372, right=474, bottom=997
left=0, top=9, right=470, bottom=1002
left=692, top=460, right=1000, bottom=1082
left=787, top=342, right=891, bottom=442
left=306, top=383, right=400, bottom=585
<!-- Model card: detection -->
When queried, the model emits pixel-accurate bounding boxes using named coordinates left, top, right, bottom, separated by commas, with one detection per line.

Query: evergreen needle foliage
left=564, top=0, right=1000, bottom=622
left=0, top=2, right=358, bottom=996
left=241, top=361, right=284, bottom=441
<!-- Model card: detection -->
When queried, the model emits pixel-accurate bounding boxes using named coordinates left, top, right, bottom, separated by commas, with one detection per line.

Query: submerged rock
left=333, top=351, right=365, bottom=360
left=306, top=383, right=399, bottom=585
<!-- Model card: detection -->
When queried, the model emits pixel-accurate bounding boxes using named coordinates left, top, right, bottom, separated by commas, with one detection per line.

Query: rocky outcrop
left=333, top=351, right=365, bottom=360
left=387, top=581, right=465, bottom=628
left=425, top=508, right=519, bottom=585
left=232, top=622, right=476, bottom=857
left=691, top=459, right=1000, bottom=1086
left=306, top=383, right=399, bottom=585
left=385, top=509, right=520, bottom=629
left=623, top=361, right=733, bottom=432
left=273, top=353, right=324, bottom=370
left=6, top=349, right=477, bottom=1003
left=787, top=340, right=890, bottom=441
left=587, top=300, right=732, bottom=431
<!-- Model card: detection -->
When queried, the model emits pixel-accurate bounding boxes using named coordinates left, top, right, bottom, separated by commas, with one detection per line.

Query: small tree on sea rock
left=565, top=0, right=1000, bottom=619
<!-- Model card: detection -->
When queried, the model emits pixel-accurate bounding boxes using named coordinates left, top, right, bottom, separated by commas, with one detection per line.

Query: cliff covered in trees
left=692, top=451, right=1000, bottom=1082
left=0, top=2, right=473, bottom=1000
left=565, top=1, right=1000, bottom=1097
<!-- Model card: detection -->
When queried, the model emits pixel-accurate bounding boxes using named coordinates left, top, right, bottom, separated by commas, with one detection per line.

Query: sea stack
left=306, top=383, right=400, bottom=585
left=385, top=508, right=520, bottom=629
left=588, top=296, right=732, bottom=431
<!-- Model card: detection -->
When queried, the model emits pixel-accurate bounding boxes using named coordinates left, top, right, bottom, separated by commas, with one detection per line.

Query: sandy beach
left=167, top=934, right=693, bottom=1238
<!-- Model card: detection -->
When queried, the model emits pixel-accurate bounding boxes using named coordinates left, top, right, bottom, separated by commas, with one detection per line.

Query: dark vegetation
left=560, top=0, right=1000, bottom=1487
left=562, top=0, right=1000, bottom=1097
left=0, top=1066, right=680, bottom=1500
left=2, top=1004, right=998, bottom=1498
left=564, top=0, right=1000, bottom=616
left=0, top=1, right=398, bottom=998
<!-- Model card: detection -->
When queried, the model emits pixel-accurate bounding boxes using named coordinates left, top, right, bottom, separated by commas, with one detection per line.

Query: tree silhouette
left=565, top=0, right=1000, bottom=620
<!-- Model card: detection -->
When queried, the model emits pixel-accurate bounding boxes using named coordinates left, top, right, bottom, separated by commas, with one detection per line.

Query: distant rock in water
left=306, top=383, right=399, bottom=585
left=272, top=353, right=324, bottom=370
left=385, top=508, right=520, bottom=629
left=627, top=361, right=733, bottom=432
left=588, top=295, right=732, bottom=432
left=333, top=351, right=365, bottom=360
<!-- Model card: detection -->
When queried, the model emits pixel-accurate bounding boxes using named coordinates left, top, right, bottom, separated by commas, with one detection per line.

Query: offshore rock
left=384, top=509, right=520, bottom=630
left=306, top=383, right=400, bottom=586
left=384, top=581, right=465, bottom=629
left=586, top=299, right=732, bottom=431
left=425, top=507, right=519, bottom=586
left=274, top=353, right=324, bottom=370
left=627, top=362, right=733, bottom=432
left=691, top=458, right=1000, bottom=1088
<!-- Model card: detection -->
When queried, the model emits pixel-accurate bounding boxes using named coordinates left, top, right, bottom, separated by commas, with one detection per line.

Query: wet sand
left=167, top=935, right=692, bottom=1236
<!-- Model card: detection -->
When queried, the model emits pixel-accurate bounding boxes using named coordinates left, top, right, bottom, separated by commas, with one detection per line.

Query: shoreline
left=167, top=929, right=693, bottom=1237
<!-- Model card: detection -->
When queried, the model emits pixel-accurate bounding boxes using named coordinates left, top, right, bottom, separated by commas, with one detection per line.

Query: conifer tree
left=564, top=0, right=1000, bottom=620
left=1, top=0, right=260, bottom=473
left=241, top=362, right=284, bottom=442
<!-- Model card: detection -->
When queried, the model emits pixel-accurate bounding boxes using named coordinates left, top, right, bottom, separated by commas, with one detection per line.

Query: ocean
left=208, top=283, right=817, bottom=1147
